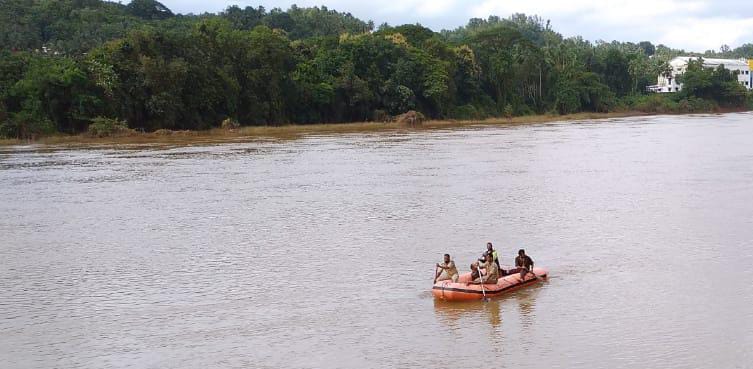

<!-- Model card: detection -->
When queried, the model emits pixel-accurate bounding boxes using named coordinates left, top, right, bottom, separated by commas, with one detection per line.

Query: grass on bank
left=0, top=111, right=657, bottom=147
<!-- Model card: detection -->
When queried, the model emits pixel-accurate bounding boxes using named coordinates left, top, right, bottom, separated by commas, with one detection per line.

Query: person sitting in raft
left=510, top=249, right=534, bottom=278
left=486, top=242, right=506, bottom=275
left=470, top=262, right=480, bottom=281
left=486, top=242, right=500, bottom=268
left=469, top=252, right=499, bottom=285
left=435, top=254, right=459, bottom=283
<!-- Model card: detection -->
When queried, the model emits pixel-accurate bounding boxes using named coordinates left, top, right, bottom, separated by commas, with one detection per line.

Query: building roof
left=670, top=56, right=749, bottom=68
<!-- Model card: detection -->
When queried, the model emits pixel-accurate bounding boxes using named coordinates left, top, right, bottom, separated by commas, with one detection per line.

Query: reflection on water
left=2, top=113, right=753, bottom=369
left=434, top=299, right=504, bottom=328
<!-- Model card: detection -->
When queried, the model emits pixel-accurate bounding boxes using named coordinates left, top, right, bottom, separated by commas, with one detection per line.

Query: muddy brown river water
left=1, top=113, right=753, bottom=369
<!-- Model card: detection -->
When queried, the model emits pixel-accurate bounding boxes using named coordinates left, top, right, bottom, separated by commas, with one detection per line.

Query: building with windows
left=648, top=57, right=752, bottom=93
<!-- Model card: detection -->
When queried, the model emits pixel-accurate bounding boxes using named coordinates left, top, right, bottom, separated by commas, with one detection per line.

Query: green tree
left=126, top=0, right=173, bottom=20
left=638, top=41, right=655, bottom=56
left=600, top=48, right=631, bottom=96
left=679, top=59, right=747, bottom=107
left=9, top=55, right=100, bottom=133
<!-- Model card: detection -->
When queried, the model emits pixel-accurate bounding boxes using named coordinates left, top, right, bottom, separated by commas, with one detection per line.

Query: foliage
left=394, top=110, right=425, bottom=126
left=678, top=59, right=748, bottom=107
left=0, top=100, right=56, bottom=139
left=86, top=116, right=130, bottom=137
left=503, top=104, right=513, bottom=118
left=221, top=117, right=240, bottom=130
left=222, top=5, right=372, bottom=39
left=0, top=52, right=101, bottom=136
left=126, top=0, right=173, bottom=20
left=0, top=1, right=750, bottom=138
left=624, top=93, right=717, bottom=114
left=553, top=71, right=615, bottom=114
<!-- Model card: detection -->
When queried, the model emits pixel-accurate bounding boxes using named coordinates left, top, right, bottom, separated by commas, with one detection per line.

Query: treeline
left=0, top=0, right=372, bottom=53
left=1, top=0, right=751, bottom=138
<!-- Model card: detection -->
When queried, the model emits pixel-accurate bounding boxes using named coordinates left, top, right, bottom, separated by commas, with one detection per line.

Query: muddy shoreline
left=0, top=110, right=743, bottom=147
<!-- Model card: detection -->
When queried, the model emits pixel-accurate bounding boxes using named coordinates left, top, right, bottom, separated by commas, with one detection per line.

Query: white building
left=649, top=57, right=753, bottom=93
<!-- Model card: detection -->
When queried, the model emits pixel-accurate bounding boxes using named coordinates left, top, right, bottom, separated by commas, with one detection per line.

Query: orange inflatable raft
left=432, top=267, right=548, bottom=301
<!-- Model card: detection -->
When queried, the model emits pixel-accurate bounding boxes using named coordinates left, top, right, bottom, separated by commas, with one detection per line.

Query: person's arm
left=477, top=268, right=486, bottom=278
left=467, top=267, right=484, bottom=285
left=436, top=263, right=448, bottom=270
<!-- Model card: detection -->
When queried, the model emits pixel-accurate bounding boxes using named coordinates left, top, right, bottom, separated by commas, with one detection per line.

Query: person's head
left=470, top=263, right=478, bottom=271
left=518, top=249, right=526, bottom=256
left=443, top=254, right=450, bottom=263
left=486, top=242, right=493, bottom=251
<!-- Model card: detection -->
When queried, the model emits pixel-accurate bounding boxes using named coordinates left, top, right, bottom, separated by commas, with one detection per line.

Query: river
left=1, top=113, right=752, bottom=369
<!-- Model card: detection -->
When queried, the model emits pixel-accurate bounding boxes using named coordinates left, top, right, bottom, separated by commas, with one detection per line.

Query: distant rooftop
left=670, top=56, right=749, bottom=68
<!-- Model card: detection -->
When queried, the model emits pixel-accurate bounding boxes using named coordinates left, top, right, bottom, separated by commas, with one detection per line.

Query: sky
left=157, top=0, right=753, bottom=51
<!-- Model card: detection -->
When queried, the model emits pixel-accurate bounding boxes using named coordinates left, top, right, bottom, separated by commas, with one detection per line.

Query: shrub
left=513, top=103, right=535, bottom=116
left=221, top=118, right=240, bottom=130
left=395, top=110, right=425, bottom=126
left=0, top=110, right=55, bottom=139
left=630, top=94, right=679, bottom=113
left=372, top=109, right=391, bottom=122
left=0, top=102, right=7, bottom=124
left=448, top=104, right=487, bottom=120
left=0, top=98, right=55, bottom=139
left=87, top=117, right=132, bottom=137
left=153, top=129, right=173, bottom=136
left=677, top=96, right=716, bottom=112
left=503, top=104, right=514, bottom=119
left=626, top=93, right=720, bottom=114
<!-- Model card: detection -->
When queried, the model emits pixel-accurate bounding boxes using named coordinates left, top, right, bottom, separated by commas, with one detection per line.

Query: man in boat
left=511, top=249, right=534, bottom=278
left=470, top=262, right=480, bottom=281
left=435, top=254, right=459, bottom=283
left=486, top=242, right=500, bottom=268
left=486, top=242, right=505, bottom=275
left=470, top=252, right=499, bottom=284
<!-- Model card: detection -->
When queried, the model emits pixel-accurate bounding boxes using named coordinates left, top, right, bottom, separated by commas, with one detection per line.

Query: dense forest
left=1, top=0, right=752, bottom=138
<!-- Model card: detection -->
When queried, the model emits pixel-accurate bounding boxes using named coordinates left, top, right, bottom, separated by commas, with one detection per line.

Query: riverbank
left=0, top=110, right=731, bottom=147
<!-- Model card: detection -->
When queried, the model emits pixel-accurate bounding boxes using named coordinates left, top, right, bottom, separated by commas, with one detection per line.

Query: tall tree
left=126, top=0, right=173, bottom=20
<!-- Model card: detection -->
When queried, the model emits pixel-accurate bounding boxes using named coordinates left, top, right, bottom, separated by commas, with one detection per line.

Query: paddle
left=478, top=267, right=488, bottom=302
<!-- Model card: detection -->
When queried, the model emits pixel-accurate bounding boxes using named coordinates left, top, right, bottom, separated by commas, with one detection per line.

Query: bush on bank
left=0, top=104, right=56, bottom=140
left=86, top=117, right=132, bottom=137
left=624, top=94, right=718, bottom=114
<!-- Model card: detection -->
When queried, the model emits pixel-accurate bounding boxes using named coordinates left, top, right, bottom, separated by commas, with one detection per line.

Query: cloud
left=472, top=0, right=594, bottom=18
left=157, top=0, right=753, bottom=51
left=471, top=0, right=753, bottom=50
left=658, top=17, right=753, bottom=51
left=396, top=0, right=458, bottom=18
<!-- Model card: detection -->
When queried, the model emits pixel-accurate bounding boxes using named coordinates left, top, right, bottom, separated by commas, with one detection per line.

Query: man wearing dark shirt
left=513, top=249, right=534, bottom=278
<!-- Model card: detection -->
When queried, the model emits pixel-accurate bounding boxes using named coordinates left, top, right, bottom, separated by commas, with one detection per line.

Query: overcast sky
left=157, top=0, right=753, bottom=51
